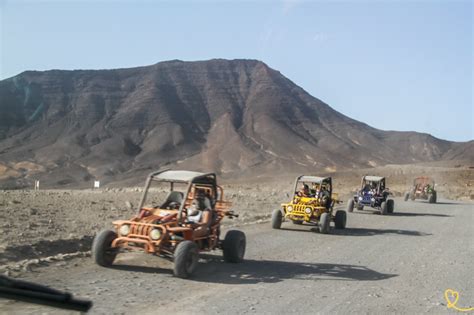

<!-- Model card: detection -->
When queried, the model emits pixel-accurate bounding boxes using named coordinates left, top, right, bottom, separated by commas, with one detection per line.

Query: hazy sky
left=0, top=0, right=472, bottom=141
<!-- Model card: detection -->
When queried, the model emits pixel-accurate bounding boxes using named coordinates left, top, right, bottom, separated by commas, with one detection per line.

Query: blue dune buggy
left=347, top=176, right=394, bottom=215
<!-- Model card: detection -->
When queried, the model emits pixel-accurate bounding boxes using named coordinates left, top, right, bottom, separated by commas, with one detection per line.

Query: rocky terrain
left=0, top=59, right=472, bottom=189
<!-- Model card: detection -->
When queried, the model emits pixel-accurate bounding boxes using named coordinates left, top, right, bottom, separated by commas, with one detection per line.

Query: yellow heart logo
left=445, top=289, right=460, bottom=308
left=444, top=289, right=474, bottom=312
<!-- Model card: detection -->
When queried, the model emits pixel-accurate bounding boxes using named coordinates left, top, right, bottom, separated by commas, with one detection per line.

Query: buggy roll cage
left=293, top=175, right=332, bottom=196
left=137, top=169, right=218, bottom=225
left=360, top=176, right=385, bottom=195
left=413, top=176, right=435, bottom=187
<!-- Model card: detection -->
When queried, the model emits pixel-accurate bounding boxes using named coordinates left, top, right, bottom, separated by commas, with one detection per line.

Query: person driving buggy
left=297, top=184, right=311, bottom=197
left=424, top=184, right=431, bottom=193
left=320, top=185, right=330, bottom=199
left=361, top=183, right=370, bottom=194
left=186, top=188, right=213, bottom=238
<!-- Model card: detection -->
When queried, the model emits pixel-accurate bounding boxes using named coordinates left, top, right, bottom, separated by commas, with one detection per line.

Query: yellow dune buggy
left=271, top=176, right=346, bottom=233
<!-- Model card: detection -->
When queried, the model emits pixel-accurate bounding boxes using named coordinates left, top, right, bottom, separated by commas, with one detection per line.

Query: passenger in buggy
left=186, top=189, right=213, bottom=238
left=370, top=182, right=378, bottom=195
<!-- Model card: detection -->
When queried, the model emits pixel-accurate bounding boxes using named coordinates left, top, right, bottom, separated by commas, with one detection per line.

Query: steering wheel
left=167, top=202, right=180, bottom=210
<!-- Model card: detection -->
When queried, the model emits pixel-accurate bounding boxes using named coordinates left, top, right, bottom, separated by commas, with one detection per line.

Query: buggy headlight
left=371, top=198, right=375, bottom=202
left=149, top=229, right=161, bottom=240
left=119, top=224, right=130, bottom=236
left=358, top=196, right=363, bottom=201
left=305, top=207, right=312, bottom=214
left=287, top=205, right=293, bottom=212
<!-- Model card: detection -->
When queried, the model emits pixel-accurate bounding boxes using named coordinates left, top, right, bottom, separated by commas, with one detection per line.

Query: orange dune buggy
left=404, top=176, right=437, bottom=203
left=92, top=170, right=245, bottom=278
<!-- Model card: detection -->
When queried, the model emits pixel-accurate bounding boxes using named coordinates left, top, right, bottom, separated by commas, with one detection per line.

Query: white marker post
left=34, top=180, right=40, bottom=190
left=94, top=180, right=100, bottom=189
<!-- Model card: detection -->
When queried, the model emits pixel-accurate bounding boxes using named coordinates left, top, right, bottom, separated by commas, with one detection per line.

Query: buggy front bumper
left=284, top=206, right=327, bottom=222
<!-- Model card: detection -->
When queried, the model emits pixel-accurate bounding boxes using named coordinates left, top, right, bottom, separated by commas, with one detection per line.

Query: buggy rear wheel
left=429, top=192, right=437, bottom=203
left=404, top=192, right=409, bottom=201
left=223, top=230, right=246, bottom=263
left=334, top=210, right=347, bottom=229
left=271, top=209, right=283, bottom=229
left=347, top=199, right=354, bottom=213
left=174, top=241, right=199, bottom=278
left=319, top=213, right=330, bottom=234
left=387, top=199, right=394, bottom=213
left=92, top=229, right=118, bottom=267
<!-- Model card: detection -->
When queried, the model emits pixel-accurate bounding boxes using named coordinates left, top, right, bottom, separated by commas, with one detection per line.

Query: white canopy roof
left=364, top=175, right=384, bottom=181
left=298, top=175, right=329, bottom=183
left=152, top=170, right=210, bottom=182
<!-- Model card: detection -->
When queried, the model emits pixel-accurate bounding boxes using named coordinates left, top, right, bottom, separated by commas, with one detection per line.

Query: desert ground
left=0, top=163, right=472, bottom=314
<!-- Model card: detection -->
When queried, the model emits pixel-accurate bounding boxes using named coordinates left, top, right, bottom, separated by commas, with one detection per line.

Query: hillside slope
left=0, top=59, right=471, bottom=187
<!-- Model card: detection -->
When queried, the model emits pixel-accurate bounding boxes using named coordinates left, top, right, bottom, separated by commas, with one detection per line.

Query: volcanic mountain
left=0, top=59, right=471, bottom=187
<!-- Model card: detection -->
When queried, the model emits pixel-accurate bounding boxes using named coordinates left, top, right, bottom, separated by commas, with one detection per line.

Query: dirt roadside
left=0, top=197, right=472, bottom=314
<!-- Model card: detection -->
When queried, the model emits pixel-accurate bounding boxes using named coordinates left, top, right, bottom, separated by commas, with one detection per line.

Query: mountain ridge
left=0, top=59, right=471, bottom=188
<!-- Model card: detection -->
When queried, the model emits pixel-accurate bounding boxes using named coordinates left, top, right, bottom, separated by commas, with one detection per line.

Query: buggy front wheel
left=334, top=210, right=347, bottom=229
left=380, top=201, right=388, bottom=215
left=174, top=241, right=199, bottom=278
left=92, top=230, right=118, bottom=267
left=347, top=199, right=354, bottom=213
left=271, top=209, right=283, bottom=229
left=319, top=213, right=330, bottom=234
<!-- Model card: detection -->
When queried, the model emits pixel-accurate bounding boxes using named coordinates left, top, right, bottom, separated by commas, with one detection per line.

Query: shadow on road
left=350, top=210, right=384, bottom=215
left=279, top=226, right=316, bottom=233
left=332, top=227, right=431, bottom=237
left=191, top=257, right=397, bottom=284
left=404, top=201, right=460, bottom=205
left=391, top=212, right=452, bottom=217
left=108, top=255, right=397, bottom=284
left=353, top=210, right=452, bottom=217
left=263, top=225, right=432, bottom=236
left=110, top=264, right=172, bottom=275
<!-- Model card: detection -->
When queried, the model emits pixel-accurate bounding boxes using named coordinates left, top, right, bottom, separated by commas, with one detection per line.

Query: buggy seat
left=160, top=191, right=184, bottom=209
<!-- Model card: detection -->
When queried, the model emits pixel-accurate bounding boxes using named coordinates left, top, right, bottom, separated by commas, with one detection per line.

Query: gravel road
left=1, top=197, right=472, bottom=314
